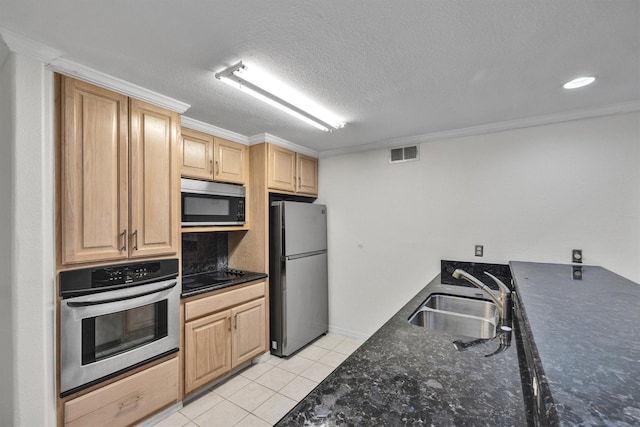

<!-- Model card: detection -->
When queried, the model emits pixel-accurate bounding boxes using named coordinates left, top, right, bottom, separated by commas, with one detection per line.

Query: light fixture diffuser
left=563, top=76, right=596, bottom=89
left=215, top=61, right=345, bottom=132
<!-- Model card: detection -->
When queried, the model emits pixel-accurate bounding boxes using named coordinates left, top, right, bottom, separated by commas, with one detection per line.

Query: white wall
left=318, top=112, right=640, bottom=338
left=0, top=44, right=15, bottom=427
left=0, top=52, right=56, bottom=426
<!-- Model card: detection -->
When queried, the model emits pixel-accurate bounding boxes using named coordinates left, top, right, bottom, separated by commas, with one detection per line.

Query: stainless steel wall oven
left=59, top=259, right=179, bottom=397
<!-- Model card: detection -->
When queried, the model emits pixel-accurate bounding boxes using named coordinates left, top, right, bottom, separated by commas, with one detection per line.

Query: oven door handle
left=66, top=279, right=178, bottom=307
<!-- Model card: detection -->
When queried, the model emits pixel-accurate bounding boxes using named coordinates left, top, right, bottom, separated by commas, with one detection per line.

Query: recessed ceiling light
left=563, top=76, right=596, bottom=89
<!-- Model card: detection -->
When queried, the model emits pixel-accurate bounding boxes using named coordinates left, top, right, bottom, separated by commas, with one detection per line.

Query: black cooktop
left=182, top=269, right=248, bottom=292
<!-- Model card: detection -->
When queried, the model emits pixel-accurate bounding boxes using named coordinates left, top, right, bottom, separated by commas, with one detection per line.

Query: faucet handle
left=483, top=271, right=511, bottom=295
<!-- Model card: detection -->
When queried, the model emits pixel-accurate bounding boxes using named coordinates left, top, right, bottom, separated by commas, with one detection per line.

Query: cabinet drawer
left=64, top=358, right=179, bottom=427
left=185, top=282, right=265, bottom=321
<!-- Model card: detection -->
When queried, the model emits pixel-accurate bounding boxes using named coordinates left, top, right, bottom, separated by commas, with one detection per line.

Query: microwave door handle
left=66, top=279, right=177, bottom=307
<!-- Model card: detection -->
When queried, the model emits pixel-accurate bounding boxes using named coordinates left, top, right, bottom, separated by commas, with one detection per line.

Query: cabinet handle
left=120, top=229, right=127, bottom=252
left=234, top=314, right=237, bottom=329
left=228, top=316, right=232, bottom=332
left=298, top=176, right=301, bottom=188
left=119, top=395, right=143, bottom=410
left=209, top=159, right=213, bottom=173
left=132, top=229, right=138, bottom=251
left=215, top=161, right=219, bottom=176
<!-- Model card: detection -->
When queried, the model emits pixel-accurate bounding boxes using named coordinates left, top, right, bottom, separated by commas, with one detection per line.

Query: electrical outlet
left=572, top=265, right=583, bottom=280
left=572, top=249, right=583, bottom=264
left=475, top=245, right=484, bottom=257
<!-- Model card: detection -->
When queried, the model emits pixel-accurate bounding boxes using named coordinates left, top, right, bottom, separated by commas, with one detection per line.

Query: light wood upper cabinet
left=129, top=99, right=180, bottom=258
left=180, top=127, right=247, bottom=185
left=296, top=153, right=319, bottom=196
left=215, top=138, right=247, bottom=184
left=267, top=144, right=318, bottom=196
left=59, top=76, right=179, bottom=265
left=267, top=144, right=297, bottom=192
left=60, top=78, right=129, bottom=264
left=181, top=127, right=214, bottom=181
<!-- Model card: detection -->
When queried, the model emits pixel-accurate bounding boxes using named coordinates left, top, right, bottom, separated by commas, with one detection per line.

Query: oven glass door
left=181, top=192, right=244, bottom=225
left=82, top=300, right=168, bottom=365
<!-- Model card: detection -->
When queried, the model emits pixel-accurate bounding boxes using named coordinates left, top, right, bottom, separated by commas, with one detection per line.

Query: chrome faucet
left=452, top=269, right=512, bottom=328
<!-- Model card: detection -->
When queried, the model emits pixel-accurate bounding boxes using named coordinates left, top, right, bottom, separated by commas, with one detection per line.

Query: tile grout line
left=154, top=334, right=364, bottom=427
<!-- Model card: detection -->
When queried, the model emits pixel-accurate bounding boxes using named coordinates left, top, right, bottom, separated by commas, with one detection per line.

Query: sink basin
left=423, top=294, right=498, bottom=318
left=408, top=294, right=498, bottom=339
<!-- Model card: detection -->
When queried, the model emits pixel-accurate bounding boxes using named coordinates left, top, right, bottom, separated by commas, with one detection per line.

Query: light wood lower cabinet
left=184, top=310, right=232, bottom=393
left=63, top=358, right=179, bottom=427
left=184, top=282, right=267, bottom=395
left=231, top=298, right=267, bottom=367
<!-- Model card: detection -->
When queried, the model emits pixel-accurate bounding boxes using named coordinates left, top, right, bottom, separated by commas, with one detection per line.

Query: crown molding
left=319, top=101, right=640, bottom=158
left=0, top=28, right=62, bottom=63
left=248, top=133, right=319, bottom=158
left=49, top=57, right=190, bottom=113
left=0, top=27, right=190, bottom=114
left=181, top=116, right=249, bottom=144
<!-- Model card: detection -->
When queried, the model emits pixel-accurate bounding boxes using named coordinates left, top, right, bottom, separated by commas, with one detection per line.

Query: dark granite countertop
left=180, top=271, right=268, bottom=298
left=510, top=261, right=640, bottom=426
left=277, top=275, right=527, bottom=426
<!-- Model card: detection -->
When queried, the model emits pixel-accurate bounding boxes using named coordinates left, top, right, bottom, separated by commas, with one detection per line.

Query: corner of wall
left=0, top=49, right=15, bottom=427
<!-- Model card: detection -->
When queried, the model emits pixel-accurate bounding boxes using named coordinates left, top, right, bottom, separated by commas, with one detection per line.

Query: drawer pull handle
left=119, top=395, right=143, bottom=409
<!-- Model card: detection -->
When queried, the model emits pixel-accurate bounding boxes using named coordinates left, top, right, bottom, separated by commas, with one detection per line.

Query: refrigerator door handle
left=286, top=250, right=327, bottom=261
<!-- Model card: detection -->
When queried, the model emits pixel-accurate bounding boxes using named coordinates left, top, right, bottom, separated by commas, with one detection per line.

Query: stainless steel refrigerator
left=269, top=201, right=328, bottom=357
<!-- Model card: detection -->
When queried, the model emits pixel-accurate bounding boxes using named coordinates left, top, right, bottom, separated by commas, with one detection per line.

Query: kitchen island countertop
left=276, top=275, right=527, bottom=426
left=510, top=261, right=640, bottom=426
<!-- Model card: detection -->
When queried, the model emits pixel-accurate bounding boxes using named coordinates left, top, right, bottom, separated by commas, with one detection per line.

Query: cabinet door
left=214, top=138, right=247, bottom=184
left=296, top=154, right=318, bottom=196
left=231, top=298, right=266, bottom=367
left=267, top=144, right=296, bottom=192
left=60, top=77, right=129, bottom=265
left=181, top=127, right=214, bottom=180
left=184, top=310, right=232, bottom=394
left=129, top=99, right=179, bottom=258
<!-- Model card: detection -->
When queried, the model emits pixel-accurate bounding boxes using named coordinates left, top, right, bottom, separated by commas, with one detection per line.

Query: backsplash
left=182, top=232, right=228, bottom=276
left=441, top=260, right=512, bottom=291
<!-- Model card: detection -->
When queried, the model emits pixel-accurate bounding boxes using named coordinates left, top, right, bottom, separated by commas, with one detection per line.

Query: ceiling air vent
left=389, top=145, right=419, bottom=163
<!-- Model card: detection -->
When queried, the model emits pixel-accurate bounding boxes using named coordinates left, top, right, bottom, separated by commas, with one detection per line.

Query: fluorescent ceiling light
left=563, top=76, right=596, bottom=89
left=215, top=61, right=346, bottom=132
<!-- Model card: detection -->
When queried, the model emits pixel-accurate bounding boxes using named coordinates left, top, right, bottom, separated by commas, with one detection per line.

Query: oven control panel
left=92, top=263, right=161, bottom=286
left=60, top=259, right=179, bottom=298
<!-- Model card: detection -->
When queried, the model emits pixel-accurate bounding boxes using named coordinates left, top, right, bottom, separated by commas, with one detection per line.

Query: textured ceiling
left=0, top=0, right=638, bottom=154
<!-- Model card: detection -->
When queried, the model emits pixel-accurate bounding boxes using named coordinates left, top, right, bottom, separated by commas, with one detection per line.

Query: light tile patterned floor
left=152, top=333, right=364, bottom=427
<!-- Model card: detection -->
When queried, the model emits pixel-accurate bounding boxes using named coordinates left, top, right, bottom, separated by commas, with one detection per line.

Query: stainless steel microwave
left=181, top=178, right=245, bottom=226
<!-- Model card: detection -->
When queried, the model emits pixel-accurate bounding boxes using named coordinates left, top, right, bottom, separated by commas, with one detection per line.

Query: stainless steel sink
left=423, top=294, right=498, bottom=318
left=408, top=294, right=498, bottom=339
